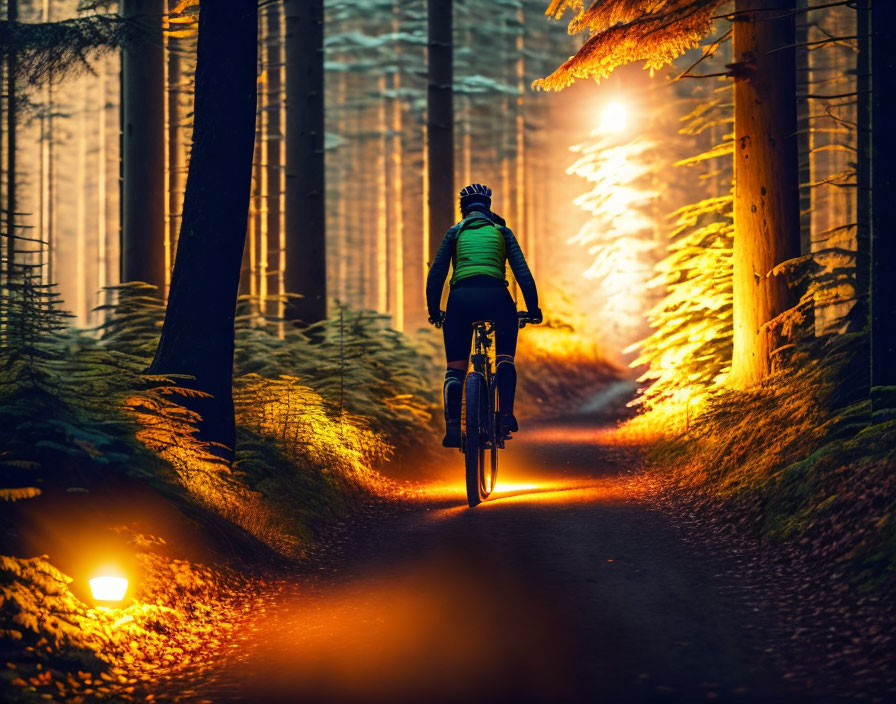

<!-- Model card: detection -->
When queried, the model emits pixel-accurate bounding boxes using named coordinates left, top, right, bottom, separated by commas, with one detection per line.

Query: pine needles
left=534, top=0, right=723, bottom=90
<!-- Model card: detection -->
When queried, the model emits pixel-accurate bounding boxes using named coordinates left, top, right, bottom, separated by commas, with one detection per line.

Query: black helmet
left=459, top=183, right=492, bottom=214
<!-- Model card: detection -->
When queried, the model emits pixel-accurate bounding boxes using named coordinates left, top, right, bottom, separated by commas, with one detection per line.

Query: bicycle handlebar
left=517, top=311, right=539, bottom=328
left=429, top=310, right=541, bottom=329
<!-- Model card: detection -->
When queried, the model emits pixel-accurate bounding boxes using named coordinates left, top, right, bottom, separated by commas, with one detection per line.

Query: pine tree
left=535, top=0, right=801, bottom=388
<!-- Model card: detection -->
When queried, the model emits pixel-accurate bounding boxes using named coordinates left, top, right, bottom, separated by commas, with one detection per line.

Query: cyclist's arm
left=425, top=227, right=457, bottom=319
left=501, top=227, right=539, bottom=313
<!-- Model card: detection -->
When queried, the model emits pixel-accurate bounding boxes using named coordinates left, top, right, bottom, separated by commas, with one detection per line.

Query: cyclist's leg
left=441, top=291, right=474, bottom=448
left=494, top=291, right=520, bottom=434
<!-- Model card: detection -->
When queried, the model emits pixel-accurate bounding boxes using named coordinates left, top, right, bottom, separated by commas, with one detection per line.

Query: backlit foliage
left=534, top=0, right=723, bottom=90
left=607, top=59, right=735, bottom=435
left=1, top=549, right=253, bottom=703
left=567, top=131, right=660, bottom=352
left=234, top=302, right=442, bottom=450
left=0, top=8, right=131, bottom=85
left=630, top=193, right=733, bottom=412
left=0, top=275, right=438, bottom=700
left=234, top=374, right=388, bottom=483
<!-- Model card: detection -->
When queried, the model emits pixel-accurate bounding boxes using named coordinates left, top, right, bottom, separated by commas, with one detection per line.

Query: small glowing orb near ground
left=89, top=576, right=128, bottom=603
left=601, top=102, right=628, bottom=133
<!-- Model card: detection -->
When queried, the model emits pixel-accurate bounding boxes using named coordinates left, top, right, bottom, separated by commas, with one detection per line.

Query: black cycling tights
left=442, top=276, right=518, bottom=422
left=442, top=276, right=518, bottom=362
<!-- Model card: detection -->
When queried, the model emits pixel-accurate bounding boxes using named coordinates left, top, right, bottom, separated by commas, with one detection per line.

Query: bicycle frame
left=461, top=321, right=501, bottom=505
left=464, top=320, right=497, bottom=441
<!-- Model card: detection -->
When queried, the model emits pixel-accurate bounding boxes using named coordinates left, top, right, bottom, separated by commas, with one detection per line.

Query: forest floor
left=138, top=387, right=893, bottom=704
left=9, top=380, right=890, bottom=703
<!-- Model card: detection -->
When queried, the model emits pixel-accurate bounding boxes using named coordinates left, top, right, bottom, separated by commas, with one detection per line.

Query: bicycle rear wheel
left=464, top=372, right=488, bottom=507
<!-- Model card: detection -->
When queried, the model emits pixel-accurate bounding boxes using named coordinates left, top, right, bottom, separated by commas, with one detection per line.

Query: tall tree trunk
left=97, top=55, right=107, bottom=311
left=388, top=6, right=405, bottom=331
left=76, top=79, right=87, bottom=323
left=120, top=0, right=166, bottom=293
left=264, top=0, right=282, bottom=318
left=400, top=5, right=425, bottom=331
left=148, top=0, right=258, bottom=459
left=852, top=0, right=871, bottom=333
left=240, top=62, right=263, bottom=302
left=426, top=0, right=454, bottom=265
left=515, top=6, right=529, bottom=271
left=730, top=0, right=801, bottom=388
left=167, top=33, right=182, bottom=288
left=795, top=0, right=811, bottom=256
left=166, top=29, right=195, bottom=292
left=5, top=0, right=17, bottom=285
left=284, top=0, right=326, bottom=324
left=870, top=0, right=896, bottom=416
left=376, top=74, right=389, bottom=316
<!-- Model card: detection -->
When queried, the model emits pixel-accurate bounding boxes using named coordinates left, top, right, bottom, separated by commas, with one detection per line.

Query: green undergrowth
left=1, top=276, right=441, bottom=702
left=5, top=281, right=445, bottom=553
left=648, top=334, right=896, bottom=592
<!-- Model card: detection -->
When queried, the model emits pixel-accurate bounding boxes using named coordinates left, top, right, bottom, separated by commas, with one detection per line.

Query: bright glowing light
left=89, top=575, right=128, bottom=602
left=601, top=102, right=628, bottom=133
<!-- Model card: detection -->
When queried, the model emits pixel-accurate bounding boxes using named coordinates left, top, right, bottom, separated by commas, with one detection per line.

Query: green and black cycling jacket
left=425, top=210, right=539, bottom=318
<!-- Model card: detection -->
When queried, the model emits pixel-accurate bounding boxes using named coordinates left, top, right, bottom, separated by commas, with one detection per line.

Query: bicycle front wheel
left=464, top=372, right=488, bottom=507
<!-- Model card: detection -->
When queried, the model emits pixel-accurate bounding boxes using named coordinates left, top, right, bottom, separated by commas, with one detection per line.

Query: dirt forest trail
left=163, top=396, right=796, bottom=704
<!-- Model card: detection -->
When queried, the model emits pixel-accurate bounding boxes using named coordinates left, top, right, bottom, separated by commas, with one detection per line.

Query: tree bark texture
left=264, top=0, right=283, bottom=317
left=795, top=0, right=811, bottom=256
left=730, top=0, right=801, bottom=388
left=167, top=35, right=183, bottom=287
left=5, top=0, right=16, bottom=286
left=148, top=0, right=258, bottom=458
left=870, top=0, right=896, bottom=414
left=284, top=0, right=326, bottom=324
left=426, top=0, right=454, bottom=266
left=120, top=0, right=166, bottom=293
left=851, top=0, right=871, bottom=333
left=388, top=8, right=405, bottom=331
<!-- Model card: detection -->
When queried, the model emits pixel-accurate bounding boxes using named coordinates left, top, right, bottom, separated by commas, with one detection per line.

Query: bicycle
left=435, top=311, right=536, bottom=507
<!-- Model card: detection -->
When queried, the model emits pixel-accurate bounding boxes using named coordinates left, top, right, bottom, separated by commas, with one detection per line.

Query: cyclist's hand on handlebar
left=429, top=311, right=446, bottom=328
left=518, top=308, right=543, bottom=328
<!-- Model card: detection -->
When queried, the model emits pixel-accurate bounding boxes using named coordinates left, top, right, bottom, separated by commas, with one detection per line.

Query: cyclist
left=427, top=183, right=542, bottom=448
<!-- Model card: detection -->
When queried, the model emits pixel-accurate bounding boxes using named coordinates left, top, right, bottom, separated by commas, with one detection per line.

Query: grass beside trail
left=2, top=282, right=614, bottom=703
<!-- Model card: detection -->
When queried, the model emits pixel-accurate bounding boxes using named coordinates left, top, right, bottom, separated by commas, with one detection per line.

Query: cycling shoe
left=442, top=421, right=462, bottom=448
left=499, top=413, right=518, bottom=437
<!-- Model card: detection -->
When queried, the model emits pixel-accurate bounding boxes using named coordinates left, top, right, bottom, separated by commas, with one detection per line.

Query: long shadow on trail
left=189, top=384, right=793, bottom=704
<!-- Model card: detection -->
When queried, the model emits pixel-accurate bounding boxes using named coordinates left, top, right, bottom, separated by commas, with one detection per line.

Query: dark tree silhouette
left=265, top=0, right=283, bottom=313
left=870, top=0, right=896, bottom=417
left=426, top=0, right=454, bottom=266
left=853, top=0, right=871, bottom=333
left=284, top=0, right=326, bottom=324
left=148, top=0, right=258, bottom=458
left=120, top=0, right=166, bottom=292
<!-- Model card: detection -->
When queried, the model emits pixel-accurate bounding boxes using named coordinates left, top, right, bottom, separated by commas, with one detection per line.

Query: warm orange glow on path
left=165, top=416, right=781, bottom=704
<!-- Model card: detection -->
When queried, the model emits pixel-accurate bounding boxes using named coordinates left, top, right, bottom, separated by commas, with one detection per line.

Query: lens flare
left=89, top=575, right=128, bottom=602
left=601, top=102, right=627, bottom=133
